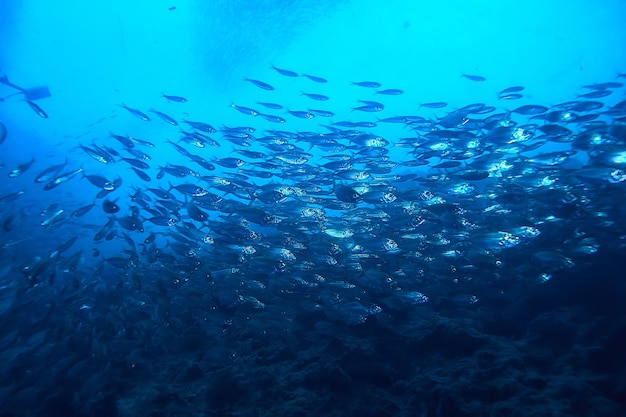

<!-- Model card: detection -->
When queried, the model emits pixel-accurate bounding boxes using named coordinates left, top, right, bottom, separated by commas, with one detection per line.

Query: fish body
left=231, top=104, right=259, bottom=116
left=162, top=93, right=187, bottom=102
left=25, top=100, right=48, bottom=118
left=244, top=78, right=274, bottom=90
left=149, top=109, right=178, bottom=125
left=462, top=73, right=486, bottom=81
left=302, top=74, right=327, bottom=83
left=43, top=167, right=83, bottom=190
left=0, top=122, right=6, bottom=144
left=9, top=158, right=35, bottom=177
left=79, top=144, right=115, bottom=164
left=0, top=189, right=25, bottom=203
left=34, top=160, right=67, bottom=183
left=118, top=103, right=151, bottom=121
left=271, top=66, right=298, bottom=77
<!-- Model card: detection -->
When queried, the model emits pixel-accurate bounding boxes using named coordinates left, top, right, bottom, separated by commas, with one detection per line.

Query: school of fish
left=0, top=67, right=626, bottom=411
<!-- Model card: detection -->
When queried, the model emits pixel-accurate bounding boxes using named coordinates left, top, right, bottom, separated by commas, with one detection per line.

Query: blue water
left=1, top=1, right=626, bottom=416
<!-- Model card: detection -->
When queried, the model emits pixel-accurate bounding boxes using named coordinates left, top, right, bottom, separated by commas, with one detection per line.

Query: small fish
left=82, top=173, right=115, bottom=190
left=25, top=100, right=48, bottom=118
left=130, top=167, right=152, bottom=182
left=352, top=105, right=383, bottom=112
left=8, top=158, right=35, bottom=178
left=111, top=133, right=135, bottom=148
left=302, top=92, right=329, bottom=101
left=376, top=89, right=403, bottom=95
left=258, top=113, right=286, bottom=123
left=149, top=109, right=178, bottom=125
left=420, top=102, right=448, bottom=109
left=271, top=66, right=298, bottom=77
left=334, top=184, right=361, bottom=203
left=499, top=86, right=525, bottom=95
left=214, top=157, right=246, bottom=168
left=243, top=78, right=275, bottom=91
left=118, top=103, right=151, bottom=121
left=71, top=203, right=95, bottom=218
left=499, top=93, right=524, bottom=100
left=169, top=183, right=208, bottom=197
left=41, top=209, right=65, bottom=228
left=121, top=158, right=150, bottom=170
left=577, top=90, right=612, bottom=99
left=288, top=110, right=314, bottom=119
left=78, top=144, right=115, bottom=164
left=43, top=167, right=83, bottom=191
left=302, top=74, right=327, bottom=83
left=582, top=82, right=622, bottom=90
left=129, top=136, right=155, bottom=148
left=352, top=81, right=382, bottom=88
left=162, top=93, right=187, bottom=102
left=35, top=159, right=67, bottom=183
left=308, top=109, right=334, bottom=117
left=183, top=120, right=216, bottom=133
left=0, top=190, right=25, bottom=203
left=0, top=121, right=6, bottom=144
left=359, top=100, right=384, bottom=107
left=102, top=198, right=120, bottom=214
left=461, top=74, right=486, bottom=82
left=511, top=104, right=548, bottom=115
left=231, top=104, right=259, bottom=116
left=257, top=102, right=284, bottom=110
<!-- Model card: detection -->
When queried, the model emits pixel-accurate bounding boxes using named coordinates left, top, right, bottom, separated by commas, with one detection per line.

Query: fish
left=462, top=73, right=487, bottom=81
left=118, top=103, right=151, bottom=121
left=257, top=113, right=286, bottom=123
left=70, top=203, right=95, bottom=218
left=102, top=198, right=120, bottom=213
left=0, top=121, right=6, bottom=144
left=43, top=167, right=83, bottom=190
left=111, top=133, right=135, bottom=148
left=183, top=120, right=217, bottom=133
left=271, top=66, right=298, bottom=77
left=499, top=93, right=524, bottom=100
left=169, top=182, right=209, bottom=197
left=82, top=173, right=116, bottom=190
left=162, top=93, right=187, bottom=102
left=130, top=167, right=152, bottom=181
left=35, top=158, right=68, bottom=183
left=243, top=78, right=275, bottom=91
left=2, top=62, right=626, bottom=397
left=308, top=109, right=334, bottom=117
left=352, top=81, right=382, bottom=88
left=8, top=158, right=35, bottom=178
left=352, top=105, right=384, bottom=112
left=40, top=208, right=65, bottom=228
left=149, top=109, right=178, bottom=125
left=288, top=110, right=314, bottom=119
left=302, top=74, right=327, bottom=83
left=121, top=158, right=150, bottom=170
left=78, top=144, right=115, bottom=164
left=499, top=86, right=525, bottom=94
left=419, top=102, right=448, bottom=109
left=231, top=103, right=259, bottom=116
left=257, top=102, right=284, bottom=110
left=301, top=93, right=329, bottom=101
left=25, top=100, right=48, bottom=118
left=376, top=88, right=403, bottom=95
left=0, top=189, right=25, bottom=203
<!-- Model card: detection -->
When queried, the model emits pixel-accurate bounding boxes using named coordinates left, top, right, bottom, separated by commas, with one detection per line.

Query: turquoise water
left=1, top=1, right=626, bottom=416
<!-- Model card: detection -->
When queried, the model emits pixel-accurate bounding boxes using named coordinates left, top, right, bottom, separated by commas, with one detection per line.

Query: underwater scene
left=1, top=1, right=626, bottom=416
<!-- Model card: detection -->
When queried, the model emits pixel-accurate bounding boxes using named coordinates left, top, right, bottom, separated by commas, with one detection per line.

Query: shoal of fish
left=1, top=68, right=626, bottom=327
